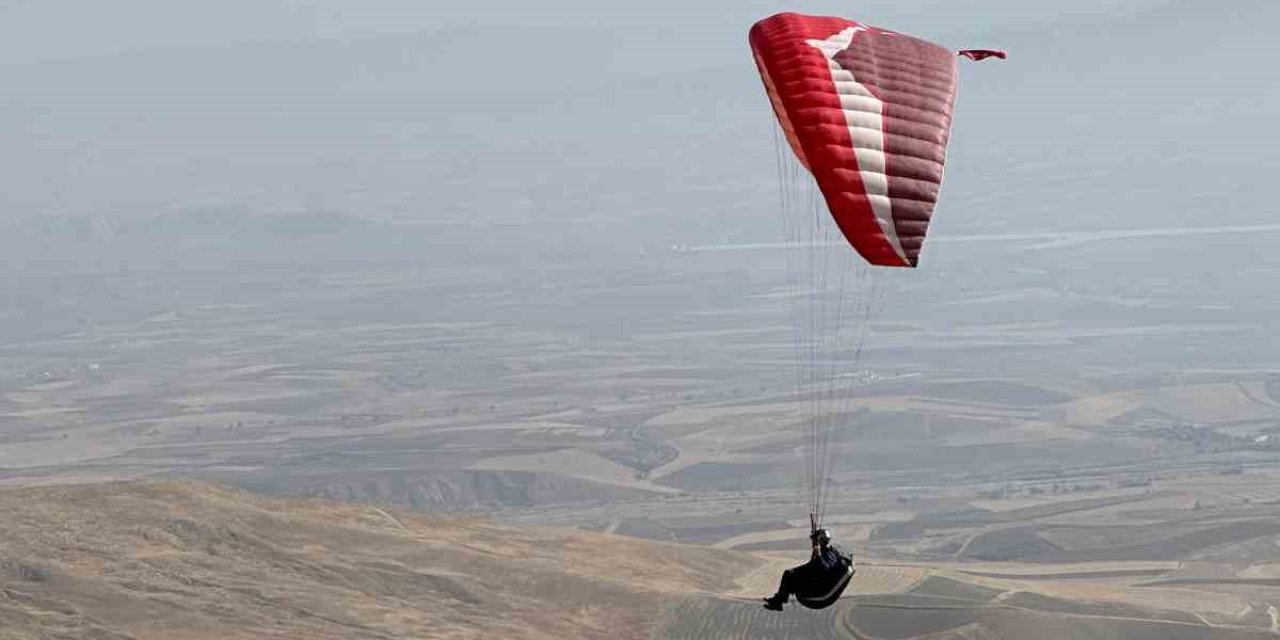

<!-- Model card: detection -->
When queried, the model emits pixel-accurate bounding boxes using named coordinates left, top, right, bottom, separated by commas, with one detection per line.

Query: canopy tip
left=958, top=49, right=1007, bottom=61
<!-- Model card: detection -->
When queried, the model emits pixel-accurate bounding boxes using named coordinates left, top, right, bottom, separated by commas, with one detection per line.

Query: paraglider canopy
left=750, top=12, right=1003, bottom=268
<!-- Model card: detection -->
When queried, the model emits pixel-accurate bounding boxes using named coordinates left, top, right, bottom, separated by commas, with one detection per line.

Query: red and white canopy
left=750, top=13, right=999, bottom=267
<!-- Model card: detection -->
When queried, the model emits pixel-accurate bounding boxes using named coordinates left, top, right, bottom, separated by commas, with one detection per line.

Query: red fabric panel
left=750, top=13, right=961, bottom=268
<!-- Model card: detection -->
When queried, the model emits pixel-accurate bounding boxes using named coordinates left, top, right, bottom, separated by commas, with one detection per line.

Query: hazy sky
left=2, top=0, right=1168, bottom=62
left=2, top=0, right=1278, bottom=367
left=2, top=0, right=1274, bottom=238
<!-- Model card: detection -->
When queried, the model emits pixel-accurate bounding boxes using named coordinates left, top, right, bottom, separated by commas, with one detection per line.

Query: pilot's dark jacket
left=774, top=544, right=851, bottom=602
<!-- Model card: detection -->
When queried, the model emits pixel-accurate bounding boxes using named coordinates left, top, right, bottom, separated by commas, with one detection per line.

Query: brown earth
left=0, top=480, right=757, bottom=640
left=6, top=480, right=1279, bottom=640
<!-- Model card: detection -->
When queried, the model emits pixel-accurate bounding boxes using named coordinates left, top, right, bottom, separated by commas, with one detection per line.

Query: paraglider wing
left=750, top=13, right=962, bottom=268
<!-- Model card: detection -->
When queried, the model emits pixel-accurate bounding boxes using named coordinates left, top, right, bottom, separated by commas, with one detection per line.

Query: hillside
left=5, top=481, right=1280, bottom=639
left=0, top=480, right=755, bottom=639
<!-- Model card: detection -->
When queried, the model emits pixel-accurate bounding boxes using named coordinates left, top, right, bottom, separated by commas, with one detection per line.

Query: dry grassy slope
left=0, top=480, right=759, bottom=640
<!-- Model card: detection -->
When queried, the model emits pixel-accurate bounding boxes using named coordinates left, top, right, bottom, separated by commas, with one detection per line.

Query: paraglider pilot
left=763, top=528, right=853, bottom=611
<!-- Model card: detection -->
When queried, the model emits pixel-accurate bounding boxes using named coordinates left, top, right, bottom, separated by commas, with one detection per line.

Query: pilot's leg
left=764, top=569, right=797, bottom=609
